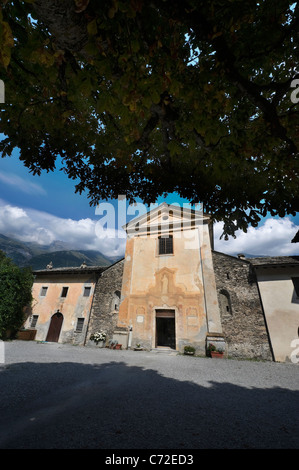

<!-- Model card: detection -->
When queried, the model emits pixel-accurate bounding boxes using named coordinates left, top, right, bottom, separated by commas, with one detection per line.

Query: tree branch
left=33, top=0, right=88, bottom=53
left=183, top=5, right=298, bottom=154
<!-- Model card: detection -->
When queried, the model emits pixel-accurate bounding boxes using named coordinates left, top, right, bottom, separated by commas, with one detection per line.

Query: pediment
left=124, top=202, right=210, bottom=237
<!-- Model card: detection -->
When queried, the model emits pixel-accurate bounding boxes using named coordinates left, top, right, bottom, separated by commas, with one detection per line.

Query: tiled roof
left=250, top=256, right=299, bottom=267
left=33, top=265, right=108, bottom=275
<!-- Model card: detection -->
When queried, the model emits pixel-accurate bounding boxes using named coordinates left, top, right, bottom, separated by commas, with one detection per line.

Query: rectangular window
left=83, top=286, right=91, bottom=297
left=292, top=278, right=299, bottom=297
left=75, top=318, right=84, bottom=333
left=61, top=286, right=69, bottom=298
left=40, top=286, right=48, bottom=297
left=30, top=315, right=39, bottom=328
left=158, top=236, right=173, bottom=255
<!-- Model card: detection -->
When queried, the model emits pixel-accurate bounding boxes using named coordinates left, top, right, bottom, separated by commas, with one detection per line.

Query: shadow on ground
left=0, top=360, right=298, bottom=449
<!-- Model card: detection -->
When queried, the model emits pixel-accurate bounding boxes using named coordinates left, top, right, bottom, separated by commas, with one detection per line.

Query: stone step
left=150, top=347, right=178, bottom=355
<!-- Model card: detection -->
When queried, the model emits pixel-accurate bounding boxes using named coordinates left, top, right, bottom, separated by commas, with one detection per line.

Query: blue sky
left=0, top=147, right=298, bottom=258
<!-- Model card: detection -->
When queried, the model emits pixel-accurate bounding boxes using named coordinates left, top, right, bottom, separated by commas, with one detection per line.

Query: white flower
left=90, top=331, right=107, bottom=343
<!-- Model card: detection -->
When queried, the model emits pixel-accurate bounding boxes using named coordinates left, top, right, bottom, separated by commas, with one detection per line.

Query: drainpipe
left=128, top=326, right=133, bottom=349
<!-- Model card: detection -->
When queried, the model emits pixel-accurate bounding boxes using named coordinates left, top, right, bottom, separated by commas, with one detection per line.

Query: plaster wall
left=255, top=267, right=299, bottom=362
left=26, top=274, right=96, bottom=345
left=130, top=230, right=203, bottom=295
left=118, top=224, right=220, bottom=353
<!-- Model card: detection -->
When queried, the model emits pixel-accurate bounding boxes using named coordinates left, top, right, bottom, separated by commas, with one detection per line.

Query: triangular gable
left=124, top=202, right=210, bottom=237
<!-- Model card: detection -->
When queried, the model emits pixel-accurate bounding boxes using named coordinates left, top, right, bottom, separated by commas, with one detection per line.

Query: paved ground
left=0, top=340, right=298, bottom=450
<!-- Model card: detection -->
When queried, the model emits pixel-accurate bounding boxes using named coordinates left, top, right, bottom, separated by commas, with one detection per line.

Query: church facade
left=116, top=203, right=225, bottom=355
left=24, top=203, right=299, bottom=363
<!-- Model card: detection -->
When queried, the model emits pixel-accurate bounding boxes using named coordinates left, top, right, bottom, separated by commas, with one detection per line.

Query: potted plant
left=17, top=328, right=37, bottom=341
left=184, top=345, right=195, bottom=356
left=90, top=331, right=107, bottom=347
left=134, top=343, right=143, bottom=351
left=208, top=343, right=224, bottom=358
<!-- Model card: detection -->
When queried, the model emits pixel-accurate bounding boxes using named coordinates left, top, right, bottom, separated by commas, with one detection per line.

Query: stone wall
left=86, top=259, right=125, bottom=347
left=212, top=251, right=273, bottom=361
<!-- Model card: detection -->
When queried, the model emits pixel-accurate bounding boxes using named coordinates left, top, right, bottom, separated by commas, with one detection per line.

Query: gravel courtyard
left=0, top=340, right=298, bottom=449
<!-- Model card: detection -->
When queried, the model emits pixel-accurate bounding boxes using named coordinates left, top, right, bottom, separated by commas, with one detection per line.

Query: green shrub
left=0, top=251, right=33, bottom=339
left=184, top=345, right=195, bottom=354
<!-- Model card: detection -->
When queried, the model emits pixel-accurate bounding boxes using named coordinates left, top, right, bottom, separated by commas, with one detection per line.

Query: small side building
left=250, top=256, right=299, bottom=363
left=24, top=265, right=106, bottom=345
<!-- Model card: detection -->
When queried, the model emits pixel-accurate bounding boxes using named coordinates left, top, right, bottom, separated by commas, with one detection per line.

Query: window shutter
left=165, top=237, right=173, bottom=254
left=159, top=237, right=165, bottom=254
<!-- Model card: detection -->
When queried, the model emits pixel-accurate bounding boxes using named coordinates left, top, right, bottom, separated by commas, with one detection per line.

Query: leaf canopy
left=0, top=0, right=298, bottom=237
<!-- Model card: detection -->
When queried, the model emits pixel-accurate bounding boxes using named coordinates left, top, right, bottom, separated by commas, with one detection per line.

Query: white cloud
left=0, top=198, right=298, bottom=258
left=214, top=217, right=299, bottom=256
left=0, top=171, right=47, bottom=195
left=0, top=200, right=126, bottom=257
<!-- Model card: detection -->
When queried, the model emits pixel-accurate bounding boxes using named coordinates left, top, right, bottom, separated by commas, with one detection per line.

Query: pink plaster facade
left=24, top=268, right=104, bottom=345
left=117, top=203, right=224, bottom=354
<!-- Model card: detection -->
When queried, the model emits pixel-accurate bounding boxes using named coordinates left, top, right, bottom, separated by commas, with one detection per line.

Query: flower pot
left=211, top=351, right=224, bottom=358
left=17, top=329, right=37, bottom=341
left=115, top=344, right=122, bottom=350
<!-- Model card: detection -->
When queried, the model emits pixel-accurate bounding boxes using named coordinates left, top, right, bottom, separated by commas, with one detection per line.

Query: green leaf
left=87, top=19, right=98, bottom=36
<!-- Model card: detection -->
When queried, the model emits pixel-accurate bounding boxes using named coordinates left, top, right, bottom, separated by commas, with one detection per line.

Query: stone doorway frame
left=154, top=308, right=177, bottom=350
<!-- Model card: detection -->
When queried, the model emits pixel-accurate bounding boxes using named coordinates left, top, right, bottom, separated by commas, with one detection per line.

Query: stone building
left=25, top=203, right=299, bottom=363
left=85, top=259, right=125, bottom=346
left=212, top=251, right=272, bottom=361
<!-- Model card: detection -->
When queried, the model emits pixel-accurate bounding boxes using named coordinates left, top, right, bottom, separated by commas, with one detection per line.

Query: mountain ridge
left=0, top=233, right=120, bottom=269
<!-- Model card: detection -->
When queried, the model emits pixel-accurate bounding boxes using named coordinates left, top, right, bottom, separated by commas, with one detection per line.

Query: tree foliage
left=0, top=0, right=298, bottom=237
left=0, top=250, right=33, bottom=338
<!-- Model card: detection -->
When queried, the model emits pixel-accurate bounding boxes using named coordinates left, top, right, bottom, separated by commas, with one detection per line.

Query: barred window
left=31, top=315, right=39, bottom=328
left=158, top=236, right=173, bottom=255
left=75, top=318, right=84, bottom=333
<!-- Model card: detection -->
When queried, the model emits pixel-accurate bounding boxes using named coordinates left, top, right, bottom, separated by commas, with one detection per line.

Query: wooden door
left=46, top=312, right=63, bottom=342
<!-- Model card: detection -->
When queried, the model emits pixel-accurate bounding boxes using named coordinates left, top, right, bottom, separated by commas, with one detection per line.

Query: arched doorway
left=219, top=290, right=232, bottom=317
left=46, top=311, right=63, bottom=342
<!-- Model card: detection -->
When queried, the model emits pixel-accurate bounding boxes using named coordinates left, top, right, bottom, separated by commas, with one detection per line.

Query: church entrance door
left=156, top=310, right=176, bottom=349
